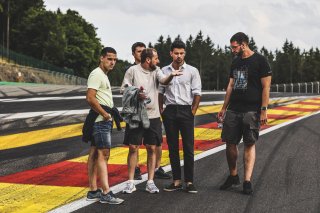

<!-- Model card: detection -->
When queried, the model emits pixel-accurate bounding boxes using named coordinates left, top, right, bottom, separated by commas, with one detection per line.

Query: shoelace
left=107, top=192, right=118, bottom=200
left=148, top=182, right=158, bottom=191
left=125, top=182, right=134, bottom=191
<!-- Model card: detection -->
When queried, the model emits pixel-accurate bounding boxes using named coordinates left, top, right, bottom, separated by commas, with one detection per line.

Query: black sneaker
left=163, top=183, right=183, bottom=192
left=219, top=175, right=240, bottom=190
left=86, top=189, right=102, bottom=201
left=186, top=184, right=198, bottom=193
left=155, top=167, right=172, bottom=179
left=100, top=191, right=124, bottom=204
left=243, top=181, right=253, bottom=195
left=134, top=167, right=142, bottom=180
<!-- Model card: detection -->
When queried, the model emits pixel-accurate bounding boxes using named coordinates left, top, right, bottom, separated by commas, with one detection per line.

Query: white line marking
left=0, top=96, right=86, bottom=102
left=201, top=91, right=226, bottom=95
left=0, top=95, right=123, bottom=102
left=0, top=110, right=89, bottom=119
left=48, top=110, right=320, bottom=213
left=200, top=95, right=319, bottom=106
left=0, top=107, right=122, bottom=120
left=1, top=96, right=318, bottom=120
left=2, top=92, right=316, bottom=103
left=199, top=101, right=223, bottom=105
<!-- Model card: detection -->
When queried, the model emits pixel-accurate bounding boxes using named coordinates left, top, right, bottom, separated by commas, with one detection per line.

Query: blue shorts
left=91, top=120, right=112, bottom=149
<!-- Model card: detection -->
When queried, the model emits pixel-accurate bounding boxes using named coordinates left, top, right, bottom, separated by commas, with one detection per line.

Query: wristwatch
left=261, top=106, right=268, bottom=111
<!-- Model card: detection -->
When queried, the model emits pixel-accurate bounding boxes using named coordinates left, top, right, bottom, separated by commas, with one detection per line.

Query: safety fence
left=0, top=45, right=73, bottom=75
left=0, top=45, right=87, bottom=85
left=0, top=63, right=87, bottom=86
left=271, top=81, right=320, bottom=94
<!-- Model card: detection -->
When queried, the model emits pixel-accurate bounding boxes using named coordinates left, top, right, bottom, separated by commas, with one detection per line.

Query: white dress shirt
left=159, top=63, right=201, bottom=105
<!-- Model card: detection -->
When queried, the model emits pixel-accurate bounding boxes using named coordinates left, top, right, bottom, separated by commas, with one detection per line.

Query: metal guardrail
left=0, top=45, right=74, bottom=75
left=40, top=68, right=87, bottom=85
left=0, top=62, right=87, bottom=86
left=0, top=45, right=87, bottom=85
left=271, top=81, right=320, bottom=94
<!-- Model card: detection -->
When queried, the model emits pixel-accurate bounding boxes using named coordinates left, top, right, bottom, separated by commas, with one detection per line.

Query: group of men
left=83, top=32, right=272, bottom=204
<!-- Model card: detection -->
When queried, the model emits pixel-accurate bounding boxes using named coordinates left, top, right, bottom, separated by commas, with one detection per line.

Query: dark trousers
left=162, top=105, right=195, bottom=183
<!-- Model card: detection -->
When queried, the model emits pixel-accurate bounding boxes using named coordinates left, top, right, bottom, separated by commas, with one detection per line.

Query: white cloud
left=44, top=0, right=320, bottom=61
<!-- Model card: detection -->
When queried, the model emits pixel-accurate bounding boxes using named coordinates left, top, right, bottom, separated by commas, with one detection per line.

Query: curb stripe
left=50, top=110, right=320, bottom=213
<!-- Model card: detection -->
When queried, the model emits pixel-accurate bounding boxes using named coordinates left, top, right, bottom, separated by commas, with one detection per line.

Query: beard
left=175, top=58, right=183, bottom=64
left=150, top=64, right=157, bottom=71
left=235, top=49, right=243, bottom=57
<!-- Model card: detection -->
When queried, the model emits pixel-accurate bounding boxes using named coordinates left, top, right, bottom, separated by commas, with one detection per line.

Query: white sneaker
left=122, top=181, right=136, bottom=194
left=146, top=181, right=159, bottom=193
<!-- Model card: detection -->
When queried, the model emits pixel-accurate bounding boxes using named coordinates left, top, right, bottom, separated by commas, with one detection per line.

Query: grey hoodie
left=121, top=86, right=150, bottom=129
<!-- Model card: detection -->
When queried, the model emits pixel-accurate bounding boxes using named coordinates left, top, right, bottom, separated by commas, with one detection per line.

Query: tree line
left=1, top=0, right=319, bottom=89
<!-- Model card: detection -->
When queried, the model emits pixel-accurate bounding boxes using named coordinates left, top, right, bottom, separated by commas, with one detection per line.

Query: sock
left=147, top=180, right=154, bottom=184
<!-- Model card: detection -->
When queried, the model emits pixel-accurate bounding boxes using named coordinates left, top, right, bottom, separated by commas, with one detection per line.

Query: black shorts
left=123, top=118, right=163, bottom=146
left=221, top=110, right=260, bottom=145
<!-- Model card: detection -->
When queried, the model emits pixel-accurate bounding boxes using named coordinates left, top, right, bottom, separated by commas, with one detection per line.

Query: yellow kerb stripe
left=69, top=147, right=202, bottom=166
left=268, top=109, right=311, bottom=116
left=269, top=98, right=297, bottom=105
left=0, top=122, right=126, bottom=151
left=196, top=105, right=222, bottom=115
left=302, top=99, right=320, bottom=104
left=0, top=183, right=86, bottom=213
left=267, top=119, right=292, bottom=125
left=0, top=124, right=83, bottom=151
left=284, top=104, right=320, bottom=110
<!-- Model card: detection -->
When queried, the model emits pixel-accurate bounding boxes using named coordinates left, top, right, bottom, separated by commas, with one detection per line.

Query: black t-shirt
left=228, top=53, right=272, bottom=112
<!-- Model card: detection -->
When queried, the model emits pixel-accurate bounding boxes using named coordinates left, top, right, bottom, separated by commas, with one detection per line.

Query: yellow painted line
left=300, top=99, right=320, bottom=104
left=69, top=147, right=202, bottom=166
left=196, top=97, right=305, bottom=115
left=196, top=105, right=222, bottom=115
left=0, top=124, right=83, bottom=151
left=269, top=98, right=297, bottom=104
left=0, top=183, right=86, bottom=213
left=267, top=119, right=292, bottom=125
left=268, top=109, right=311, bottom=116
left=70, top=147, right=130, bottom=164
left=0, top=121, right=126, bottom=151
left=194, top=128, right=222, bottom=141
left=159, top=150, right=203, bottom=166
left=162, top=128, right=221, bottom=141
left=284, top=104, right=320, bottom=110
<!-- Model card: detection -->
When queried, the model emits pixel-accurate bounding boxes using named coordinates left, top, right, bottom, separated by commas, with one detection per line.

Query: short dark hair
left=230, top=32, right=249, bottom=45
left=131, top=42, right=146, bottom=53
left=141, top=48, right=156, bottom=63
left=171, top=39, right=186, bottom=51
left=100, top=47, right=117, bottom=57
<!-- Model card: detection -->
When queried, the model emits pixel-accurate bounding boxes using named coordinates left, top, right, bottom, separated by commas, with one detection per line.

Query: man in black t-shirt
left=218, top=32, right=272, bottom=195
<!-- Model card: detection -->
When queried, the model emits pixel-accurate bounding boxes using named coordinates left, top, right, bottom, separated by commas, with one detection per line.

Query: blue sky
left=44, top=0, right=320, bottom=62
